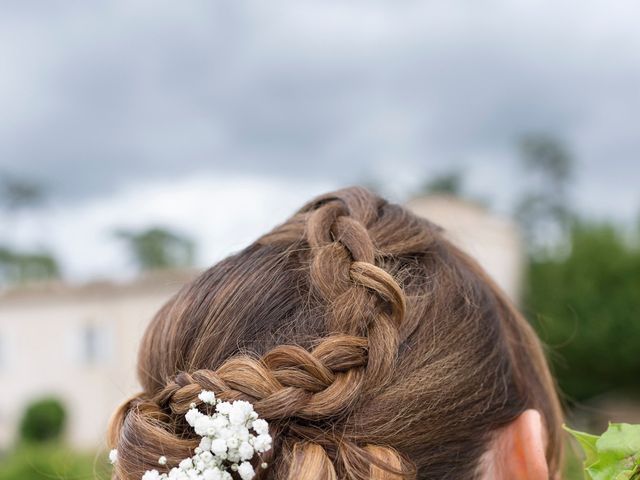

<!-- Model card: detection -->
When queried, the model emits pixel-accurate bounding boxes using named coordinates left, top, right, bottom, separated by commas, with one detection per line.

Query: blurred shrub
left=0, top=443, right=108, bottom=480
left=19, top=398, right=66, bottom=443
left=525, top=221, right=640, bottom=400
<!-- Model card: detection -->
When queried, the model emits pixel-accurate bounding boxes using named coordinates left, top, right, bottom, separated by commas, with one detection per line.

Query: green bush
left=18, top=398, right=67, bottom=443
left=524, top=221, right=640, bottom=401
left=0, top=443, right=109, bottom=480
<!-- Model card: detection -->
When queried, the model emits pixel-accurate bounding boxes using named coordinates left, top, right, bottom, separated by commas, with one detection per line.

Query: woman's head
left=108, top=187, right=562, bottom=479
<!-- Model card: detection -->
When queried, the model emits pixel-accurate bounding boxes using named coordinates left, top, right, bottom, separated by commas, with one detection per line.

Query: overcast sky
left=1, top=1, right=639, bottom=280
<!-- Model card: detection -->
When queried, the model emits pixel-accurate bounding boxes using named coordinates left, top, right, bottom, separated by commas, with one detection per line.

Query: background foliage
left=19, top=398, right=67, bottom=444
left=0, top=444, right=108, bottom=480
left=525, top=222, right=640, bottom=401
left=0, top=398, right=108, bottom=480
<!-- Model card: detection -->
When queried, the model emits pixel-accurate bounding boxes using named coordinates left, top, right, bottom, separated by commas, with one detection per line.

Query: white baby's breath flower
left=211, top=415, right=228, bottom=431
left=253, top=434, right=272, bottom=453
left=109, top=449, right=118, bottom=465
left=210, top=438, right=227, bottom=456
left=194, top=415, right=215, bottom=436
left=138, top=390, right=271, bottom=480
left=226, top=437, right=239, bottom=449
left=237, top=461, right=255, bottom=480
left=185, top=407, right=202, bottom=427
left=238, top=441, right=254, bottom=461
left=228, top=410, right=246, bottom=426
left=199, top=436, right=213, bottom=452
left=235, top=426, right=250, bottom=442
left=141, top=469, right=160, bottom=480
left=228, top=401, right=254, bottom=426
left=198, top=390, right=217, bottom=405
left=251, top=419, right=269, bottom=435
left=215, top=401, right=232, bottom=415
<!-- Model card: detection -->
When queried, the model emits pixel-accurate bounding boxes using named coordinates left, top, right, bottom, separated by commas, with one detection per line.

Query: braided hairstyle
left=108, top=187, right=562, bottom=479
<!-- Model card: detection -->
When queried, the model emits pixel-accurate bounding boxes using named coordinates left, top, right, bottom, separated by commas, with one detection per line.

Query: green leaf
left=566, top=423, right=640, bottom=480
left=564, top=424, right=600, bottom=466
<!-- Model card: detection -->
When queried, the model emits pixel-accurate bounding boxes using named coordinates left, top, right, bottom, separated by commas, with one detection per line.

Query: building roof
left=0, top=269, right=198, bottom=306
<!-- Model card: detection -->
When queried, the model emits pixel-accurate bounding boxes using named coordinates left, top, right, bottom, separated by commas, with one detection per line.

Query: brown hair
left=108, top=187, right=562, bottom=479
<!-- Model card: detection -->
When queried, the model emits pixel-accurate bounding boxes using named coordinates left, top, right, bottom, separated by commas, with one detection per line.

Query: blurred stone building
left=0, top=195, right=524, bottom=451
left=406, top=194, right=524, bottom=302
left=0, top=271, right=194, bottom=451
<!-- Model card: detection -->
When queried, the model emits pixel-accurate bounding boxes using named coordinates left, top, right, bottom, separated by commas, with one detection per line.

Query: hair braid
left=303, top=188, right=408, bottom=390
left=274, top=187, right=416, bottom=478
left=148, top=334, right=369, bottom=421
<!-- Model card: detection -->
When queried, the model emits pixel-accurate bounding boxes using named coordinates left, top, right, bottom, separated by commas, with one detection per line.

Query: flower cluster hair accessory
left=110, top=390, right=272, bottom=480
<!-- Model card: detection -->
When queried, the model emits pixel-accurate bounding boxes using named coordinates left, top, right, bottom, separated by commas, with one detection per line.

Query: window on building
left=72, top=323, right=112, bottom=366
left=81, top=324, right=98, bottom=364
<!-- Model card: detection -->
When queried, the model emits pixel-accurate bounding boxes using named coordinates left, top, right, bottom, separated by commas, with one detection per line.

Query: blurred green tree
left=0, top=248, right=60, bottom=284
left=415, top=170, right=491, bottom=207
left=0, top=174, right=61, bottom=285
left=419, top=170, right=463, bottom=196
left=0, top=176, right=46, bottom=212
left=524, top=221, right=640, bottom=400
left=515, top=134, right=574, bottom=252
left=19, top=398, right=67, bottom=443
left=116, top=226, right=195, bottom=271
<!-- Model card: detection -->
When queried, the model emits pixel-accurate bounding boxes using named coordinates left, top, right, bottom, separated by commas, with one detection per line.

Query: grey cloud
left=0, top=1, right=639, bottom=216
